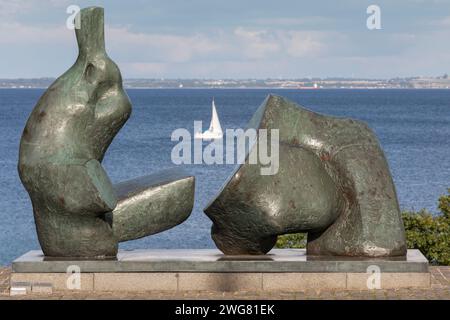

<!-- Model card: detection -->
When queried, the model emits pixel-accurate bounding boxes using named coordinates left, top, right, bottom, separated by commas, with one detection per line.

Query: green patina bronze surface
left=18, top=7, right=194, bottom=259
left=205, top=95, right=406, bottom=257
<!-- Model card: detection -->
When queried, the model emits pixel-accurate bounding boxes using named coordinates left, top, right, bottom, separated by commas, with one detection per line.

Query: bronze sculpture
left=18, top=6, right=406, bottom=260
left=205, top=95, right=406, bottom=257
left=18, top=7, right=194, bottom=259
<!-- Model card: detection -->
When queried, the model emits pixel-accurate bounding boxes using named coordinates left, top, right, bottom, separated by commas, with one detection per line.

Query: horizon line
left=0, top=76, right=447, bottom=81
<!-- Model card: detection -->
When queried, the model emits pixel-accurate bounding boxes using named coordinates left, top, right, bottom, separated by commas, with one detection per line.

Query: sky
left=1, top=0, right=450, bottom=79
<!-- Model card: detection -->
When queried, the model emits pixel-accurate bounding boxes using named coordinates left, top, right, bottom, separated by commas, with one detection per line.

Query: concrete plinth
left=10, top=249, right=430, bottom=293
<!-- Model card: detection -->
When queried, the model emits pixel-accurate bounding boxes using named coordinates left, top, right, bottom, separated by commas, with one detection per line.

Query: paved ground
left=1, top=267, right=449, bottom=300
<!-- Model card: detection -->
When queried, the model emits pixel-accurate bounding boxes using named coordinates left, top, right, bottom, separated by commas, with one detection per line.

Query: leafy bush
left=403, top=189, right=450, bottom=265
left=275, top=233, right=307, bottom=249
left=276, top=189, right=450, bottom=265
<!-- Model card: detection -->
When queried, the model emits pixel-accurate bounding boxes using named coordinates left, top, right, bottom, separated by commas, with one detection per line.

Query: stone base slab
left=10, top=249, right=430, bottom=293
left=10, top=272, right=431, bottom=292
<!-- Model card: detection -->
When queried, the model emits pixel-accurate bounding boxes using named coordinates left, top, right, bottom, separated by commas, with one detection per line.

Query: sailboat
left=195, top=98, right=223, bottom=140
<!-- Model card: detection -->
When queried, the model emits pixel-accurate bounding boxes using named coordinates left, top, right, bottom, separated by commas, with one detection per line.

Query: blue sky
left=1, top=0, right=450, bottom=78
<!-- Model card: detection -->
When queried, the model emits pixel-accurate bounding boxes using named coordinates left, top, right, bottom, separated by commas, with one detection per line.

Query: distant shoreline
left=2, top=87, right=450, bottom=90
left=2, top=76, right=450, bottom=89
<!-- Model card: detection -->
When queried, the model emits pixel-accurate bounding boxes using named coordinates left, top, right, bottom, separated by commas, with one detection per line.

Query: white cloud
left=107, top=27, right=222, bottom=63
left=429, top=15, right=450, bottom=27
left=107, top=25, right=327, bottom=63
left=0, top=0, right=32, bottom=19
left=252, top=16, right=332, bottom=27
left=0, top=22, right=71, bottom=44
left=232, top=28, right=328, bottom=60
left=0, top=0, right=71, bottom=20
left=280, top=31, right=326, bottom=58
left=123, top=62, right=168, bottom=77
left=0, top=20, right=330, bottom=77
left=233, top=27, right=280, bottom=59
left=3, top=2, right=450, bottom=79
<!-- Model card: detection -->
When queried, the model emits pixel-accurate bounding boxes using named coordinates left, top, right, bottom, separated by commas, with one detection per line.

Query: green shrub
left=275, top=233, right=307, bottom=249
left=403, top=189, right=450, bottom=265
left=438, top=188, right=450, bottom=219
left=276, top=189, right=450, bottom=265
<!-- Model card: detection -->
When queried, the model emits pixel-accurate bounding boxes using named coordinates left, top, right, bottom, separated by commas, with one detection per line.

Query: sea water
left=0, top=88, right=448, bottom=265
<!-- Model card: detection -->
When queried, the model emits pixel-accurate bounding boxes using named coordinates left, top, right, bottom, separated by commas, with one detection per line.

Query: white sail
left=195, top=98, right=223, bottom=140
left=208, top=99, right=222, bottom=134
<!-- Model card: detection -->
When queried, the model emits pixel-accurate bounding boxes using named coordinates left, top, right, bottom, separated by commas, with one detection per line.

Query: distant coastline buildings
left=1, top=76, right=450, bottom=89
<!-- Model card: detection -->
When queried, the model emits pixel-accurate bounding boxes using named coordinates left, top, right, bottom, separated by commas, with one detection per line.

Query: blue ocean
left=0, top=89, right=449, bottom=266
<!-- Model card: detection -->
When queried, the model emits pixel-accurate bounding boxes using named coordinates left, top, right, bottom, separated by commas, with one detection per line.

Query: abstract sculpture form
left=205, top=95, right=406, bottom=257
left=18, top=7, right=194, bottom=259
